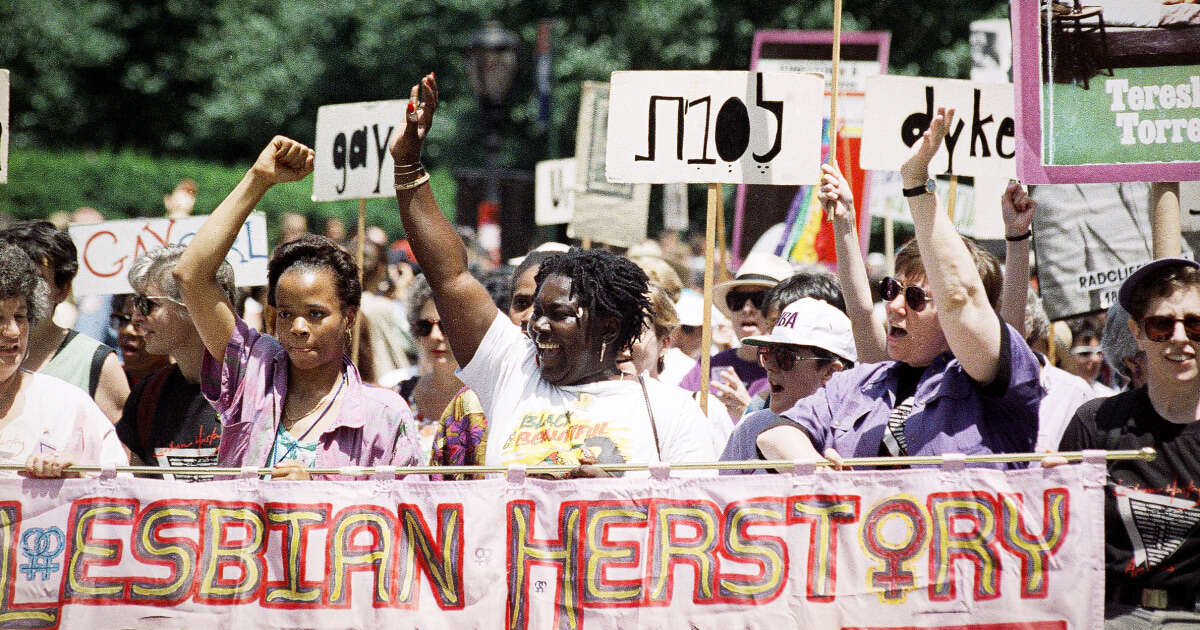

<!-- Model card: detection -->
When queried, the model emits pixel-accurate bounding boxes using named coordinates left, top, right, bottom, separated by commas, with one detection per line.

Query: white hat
left=713, top=252, right=793, bottom=316
left=674, top=290, right=725, bottom=328
left=507, top=241, right=571, bottom=266
left=741, top=297, right=856, bottom=363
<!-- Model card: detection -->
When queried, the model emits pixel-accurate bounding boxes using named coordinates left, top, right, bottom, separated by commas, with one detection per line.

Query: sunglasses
left=680, top=325, right=699, bottom=335
left=132, top=294, right=184, bottom=317
left=1141, top=314, right=1200, bottom=342
left=757, top=345, right=824, bottom=372
left=110, top=313, right=133, bottom=329
left=880, top=277, right=932, bottom=312
left=725, top=290, right=766, bottom=313
left=413, top=318, right=442, bottom=337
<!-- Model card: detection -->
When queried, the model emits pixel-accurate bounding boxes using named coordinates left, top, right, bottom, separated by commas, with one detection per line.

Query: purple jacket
left=779, top=323, right=1043, bottom=469
left=202, top=317, right=420, bottom=476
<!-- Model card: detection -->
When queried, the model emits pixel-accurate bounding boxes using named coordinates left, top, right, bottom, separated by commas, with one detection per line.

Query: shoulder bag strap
left=636, top=374, right=661, bottom=458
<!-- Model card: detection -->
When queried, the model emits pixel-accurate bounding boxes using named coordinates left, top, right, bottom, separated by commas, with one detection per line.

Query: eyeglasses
left=680, top=325, right=699, bottom=334
left=1070, top=346, right=1102, bottom=357
left=110, top=313, right=133, bottom=329
left=132, top=294, right=185, bottom=317
left=757, top=345, right=824, bottom=372
left=725, top=290, right=766, bottom=313
left=1140, top=314, right=1200, bottom=342
left=413, top=318, right=442, bottom=337
left=880, top=277, right=932, bottom=312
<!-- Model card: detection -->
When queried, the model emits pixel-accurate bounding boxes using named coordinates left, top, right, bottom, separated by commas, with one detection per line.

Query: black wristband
left=1005, top=230, right=1032, bottom=242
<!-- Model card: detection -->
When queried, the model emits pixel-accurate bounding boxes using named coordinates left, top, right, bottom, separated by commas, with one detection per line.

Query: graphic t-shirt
left=1059, top=387, right=1200, bottom=598
left=458, top=313, right=716, bottom=476
left=116, top=365, right=221, bottom=481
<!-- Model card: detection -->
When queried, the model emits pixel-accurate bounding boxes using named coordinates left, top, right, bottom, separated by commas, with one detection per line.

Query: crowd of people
left=0, top=74, right=1195, bottom=625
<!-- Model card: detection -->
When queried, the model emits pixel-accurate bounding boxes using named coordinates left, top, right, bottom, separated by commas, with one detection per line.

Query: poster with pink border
left=1011, top=1, right=1200, bottom=183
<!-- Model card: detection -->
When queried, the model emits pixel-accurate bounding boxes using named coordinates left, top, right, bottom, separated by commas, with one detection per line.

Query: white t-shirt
left=459, top=313, right=717, bottom=476
left=0, top=371, right=127, bottom=476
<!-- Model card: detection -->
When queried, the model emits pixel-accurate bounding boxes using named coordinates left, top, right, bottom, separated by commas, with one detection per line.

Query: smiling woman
left=174, top=137, right=421, bottom=480
left=391, top=73, right=716, bottom=476
left=0, top=242, right=127, bottom=478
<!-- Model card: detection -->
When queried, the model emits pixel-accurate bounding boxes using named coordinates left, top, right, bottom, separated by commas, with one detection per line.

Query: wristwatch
left=902, top=178, right=936, bottom=198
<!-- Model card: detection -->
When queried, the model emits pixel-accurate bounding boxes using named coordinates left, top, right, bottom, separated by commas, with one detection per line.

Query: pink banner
left=0, top=464, right=1104, bottom=629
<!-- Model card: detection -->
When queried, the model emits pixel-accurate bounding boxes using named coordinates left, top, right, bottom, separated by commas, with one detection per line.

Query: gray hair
left=406, top=273, right=434, bottom=329
left=1101, top=302, right=1139, bottom=379
left=1023, top=287, right=1050, bottom=347
left=0, top=242, right=51, bottom=325
left=128, top=245, right=238, bottom=307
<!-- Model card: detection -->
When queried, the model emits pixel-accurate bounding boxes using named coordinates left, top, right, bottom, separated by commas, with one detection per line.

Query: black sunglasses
left=725, top=289, right=766, bottom=313
left=413, top=318, right=441, bottom=337
left=1141, top=314, right=1200, bottom=342
left=757, top=345, right=825, bottom=372
left=880, top=277, right=932, bottom=312
left=131, top=294, right=182, bottom=317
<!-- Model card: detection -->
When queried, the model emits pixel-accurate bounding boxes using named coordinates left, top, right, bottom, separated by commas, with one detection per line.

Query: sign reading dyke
left=68, top=214, right=269, bottom=295
left=605, top=71, right=824, bottom=185
left=534, top=157, right=576, bottom=226
left=312, top=100, right=405, bottom=202
left=861, top=75, right=1017, bottom=178
left=0, top=465, right=1103, bottom=629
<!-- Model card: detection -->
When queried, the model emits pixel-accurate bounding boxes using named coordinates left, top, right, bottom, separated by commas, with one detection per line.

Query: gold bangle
left=393, top=163, right=424, bottom=175
left=394, top=171, right=430, bottom=191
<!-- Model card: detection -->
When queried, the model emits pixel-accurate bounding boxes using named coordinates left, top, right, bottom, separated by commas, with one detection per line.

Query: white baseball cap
left=741, top=297, right=856, bottom=363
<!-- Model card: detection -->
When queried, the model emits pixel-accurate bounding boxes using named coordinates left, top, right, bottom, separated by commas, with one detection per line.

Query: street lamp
left=465, top=22, right=520, bottom=264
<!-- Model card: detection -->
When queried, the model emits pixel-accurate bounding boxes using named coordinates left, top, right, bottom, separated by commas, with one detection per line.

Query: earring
left=600, top=340, right=608, bottom=362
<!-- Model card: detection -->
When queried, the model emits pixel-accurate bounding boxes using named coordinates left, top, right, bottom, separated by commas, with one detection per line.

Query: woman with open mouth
left=175, top=138, right=421, bottom=480
left=390, top=73, right=715, bottom=477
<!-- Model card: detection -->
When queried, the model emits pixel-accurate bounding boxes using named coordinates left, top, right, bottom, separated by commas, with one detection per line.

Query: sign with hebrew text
left=606, top=71, right=823, bottom=185
left=0, top=464, right=1102, bottom=628
left=312, top=100, right=406, bottom=202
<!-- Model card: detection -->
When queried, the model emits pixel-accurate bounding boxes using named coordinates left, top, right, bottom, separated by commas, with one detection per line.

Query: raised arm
left=175, top=137, right=314, bottom=361
left=819, top=163, right=888, bottom=363
left=390, top=73, right=498, bottom=367
left=999, top=181, right=1036, bottom=336
left=901, top=108, right=1003, bottom=383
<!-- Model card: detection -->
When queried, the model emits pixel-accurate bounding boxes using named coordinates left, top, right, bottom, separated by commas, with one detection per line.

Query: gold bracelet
left=393, top=163, right=425, bottom=175
left=394, top=171, right=430, bottom=191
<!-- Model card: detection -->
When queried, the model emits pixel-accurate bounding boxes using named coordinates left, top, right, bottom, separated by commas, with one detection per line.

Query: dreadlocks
left=534, top=248, right=652, bottom=355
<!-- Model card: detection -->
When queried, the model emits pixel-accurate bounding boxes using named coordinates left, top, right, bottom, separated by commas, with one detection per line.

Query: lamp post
left=465, top=22, right=520, bottom=264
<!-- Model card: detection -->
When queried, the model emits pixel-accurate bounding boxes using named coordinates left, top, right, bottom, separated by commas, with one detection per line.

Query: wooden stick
left=352, top=198, right=366, bottom=365
left=582, top=238, right=592, bottom=250
left=884, top=214, right=895, bottom=273
left=699, top=183, right=719, bottom=415
left=946, top=175, right=958, bottom=222
left=823, top=0, right=844, bottom=223
left=1151, top=182, right=1182, bottom=258
left=715, top=187, right=729, bottom=283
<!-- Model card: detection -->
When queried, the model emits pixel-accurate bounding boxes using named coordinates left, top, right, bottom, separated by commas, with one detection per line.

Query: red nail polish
left=407, top=102, right=415, bottom=113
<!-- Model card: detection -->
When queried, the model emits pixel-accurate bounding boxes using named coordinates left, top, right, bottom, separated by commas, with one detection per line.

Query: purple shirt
left=202, top=317, right=420, bottom=476
left=678, top=348, right=770, bottom=398
left=778, top=322, right=1043, bottom=469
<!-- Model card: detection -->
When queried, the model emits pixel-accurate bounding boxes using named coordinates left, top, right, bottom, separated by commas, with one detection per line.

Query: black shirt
left=115, top=365, right=222, bottom=481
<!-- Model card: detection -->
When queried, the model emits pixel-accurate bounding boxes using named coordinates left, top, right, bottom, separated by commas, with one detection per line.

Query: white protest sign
left=861, top=75, right=1016, bottom=178
left=867, top=171, right=1007, bottom=240
left=569, top=81, right=651, bottom=248
left=605, top=71, right=823, bottom=185
left=0, top=69, right=8, bottom=184
left=312, top=100, right=404, bottom=202
left=68, top=213, right=269, bottom=296
left=534, top=158, right=576, bottom=225
left=662, top=182, right=689, bottom=231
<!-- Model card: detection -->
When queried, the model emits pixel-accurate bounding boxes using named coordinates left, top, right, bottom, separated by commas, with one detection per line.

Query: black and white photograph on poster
left=1032, top=181, right=1200, bottom=319
left=970, top=18, right=1012, bottom=83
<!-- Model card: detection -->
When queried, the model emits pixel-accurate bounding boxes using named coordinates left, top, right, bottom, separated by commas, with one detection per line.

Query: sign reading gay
left=606, top=71, right=823, bottom=185
left=312, top=100, right=406, bottom=202
left=68, top=214, right=269, bottom=295
left=0, top=464, right=1103, bottom=629
left=861, top=75, right=1017, bottom=178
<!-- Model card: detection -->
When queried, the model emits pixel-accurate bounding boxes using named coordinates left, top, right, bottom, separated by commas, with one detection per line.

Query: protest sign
left=312, top=100, right=404, bottom=202
left=1032, top=182, right=1200, bottom=319
left=734, top=30, right=889, bottom=264
left=0, top=463, right=1103, bottom=629
left=662, top=183, right=689, bottom=232
left=68, top=214, right=269, bottom=296
left=605, top=71, right=823, bottom=186
left=568, top=81, right=651, bottom=248
left=0, top=69, right=8, bottom=184
left=1011, top=3, right=1200, bottom=183
left=970, top=19, right=1013, bottom=83
left=868, top=172, right=1008, bottom=241
left=861, top=76, right=1016, bottom=179
left=535, top=158, right=576, bottom=226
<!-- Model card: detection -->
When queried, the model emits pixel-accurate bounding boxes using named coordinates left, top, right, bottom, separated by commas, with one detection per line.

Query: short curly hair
left=406, top=273, right=434, bottom=330
left=0, top=221, right=78, bottom=289
left=534, top=248, right=651, bottom=355
left=267, top=234, right=361, bottom=309
left=0, top=242, right=51, bottom=326
left=129, top=245, right=238, bottom=307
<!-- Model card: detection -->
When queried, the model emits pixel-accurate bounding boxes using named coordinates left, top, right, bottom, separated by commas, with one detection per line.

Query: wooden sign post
left=606, top=69, right=823, bottom=412
left=313, top=99, right=407, bottom=365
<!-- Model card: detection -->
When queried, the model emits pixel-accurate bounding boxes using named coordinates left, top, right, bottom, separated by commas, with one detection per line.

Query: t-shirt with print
left=0, top=370, right=127, bottom=476
left=1059, top=387, right=1200, bottom=601
left=116, top=365, right=221, bottom=481
left=458, top=312, right=717, bottom=476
